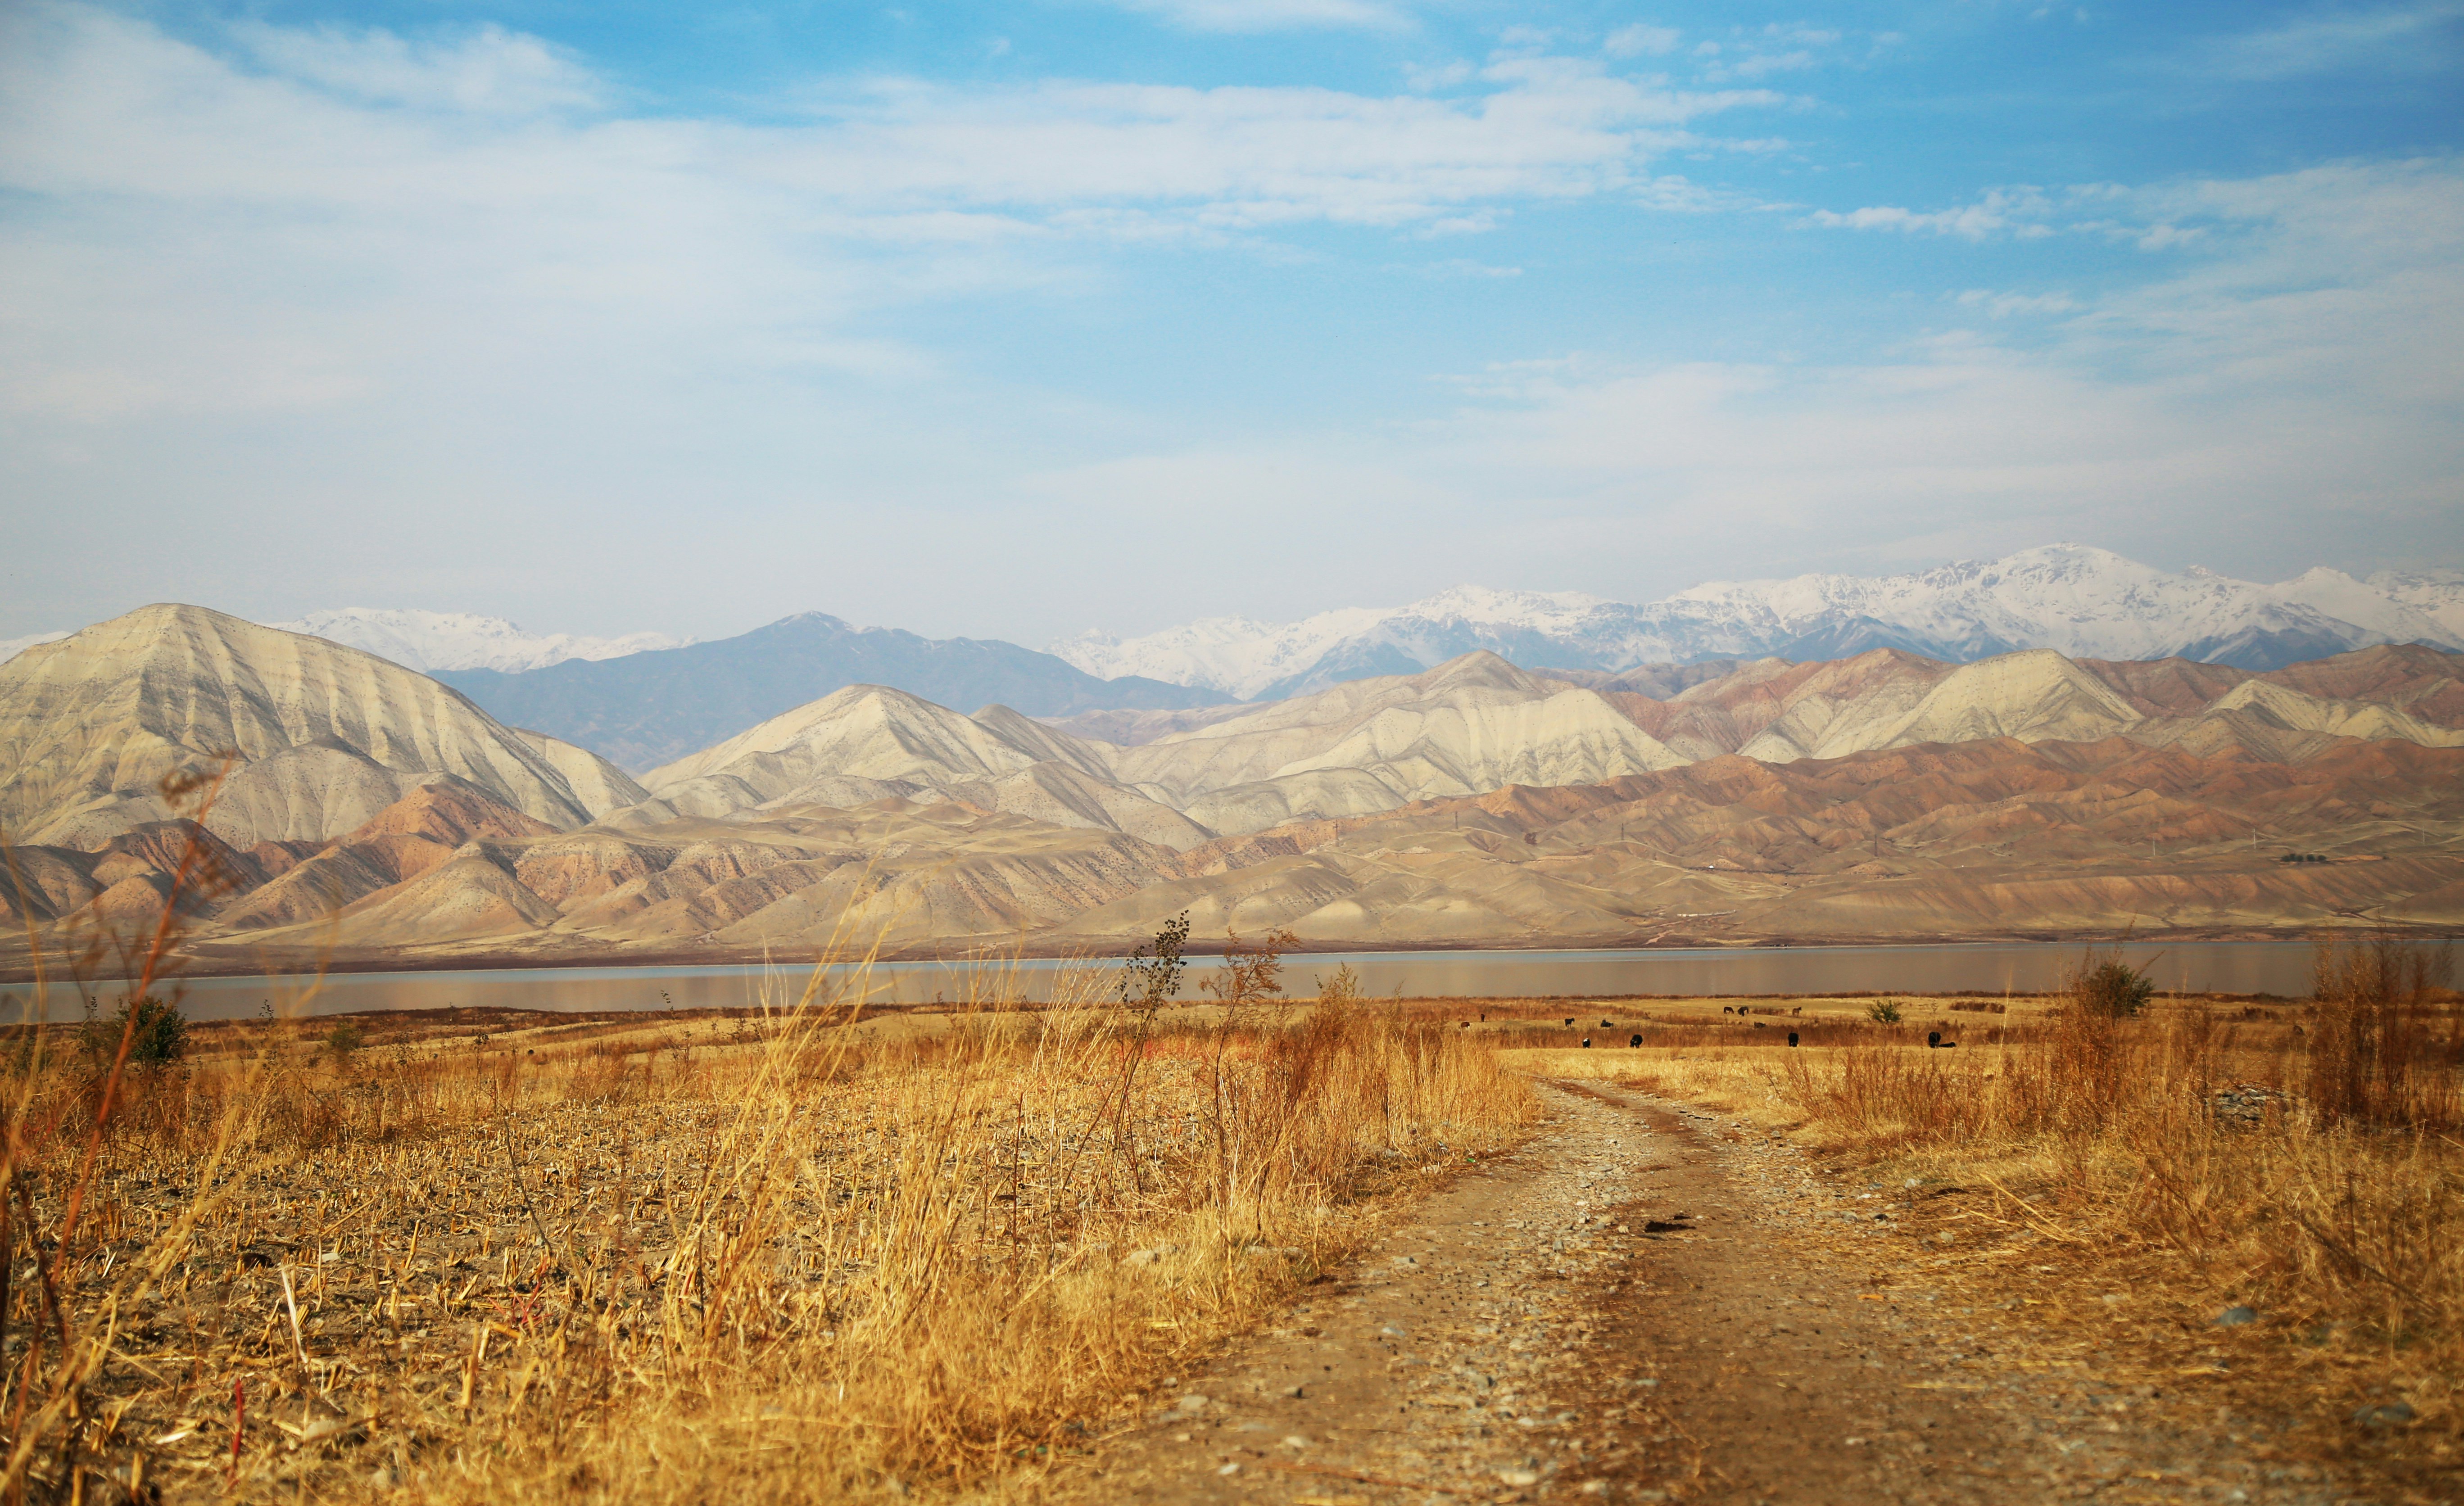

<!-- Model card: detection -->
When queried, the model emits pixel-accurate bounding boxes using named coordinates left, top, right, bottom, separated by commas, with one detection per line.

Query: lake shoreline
left=4, top=921, right=2437, bottom=988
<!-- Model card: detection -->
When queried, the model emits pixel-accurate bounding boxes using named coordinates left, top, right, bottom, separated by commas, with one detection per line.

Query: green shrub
left=2074, top=959, right=2154, bottom=1019
left=1868, top=999, right=1903, bottom=1024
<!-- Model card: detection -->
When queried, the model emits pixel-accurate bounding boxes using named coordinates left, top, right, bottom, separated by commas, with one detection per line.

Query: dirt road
left=1057, top=1083, right=2376, bottom=1505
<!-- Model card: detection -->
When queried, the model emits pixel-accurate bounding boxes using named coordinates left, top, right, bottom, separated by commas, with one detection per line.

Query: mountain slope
left=1106, top=652, right=1690, bottom=834
left=625, top=684, right=1213, bottom=850
left=1055, top=546, right=2464, bottom=698
left=435, top=611, right=1223, bottom=772
left=0, top=605, right=631, bottom=850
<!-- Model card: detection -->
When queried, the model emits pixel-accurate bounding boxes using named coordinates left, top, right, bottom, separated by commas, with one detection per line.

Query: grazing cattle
left=1790, top=1006, right=1802, bottom=1016
left=1787, top=1031, right=1800, bottom=1047
left=1629, top=1034, right=1643, bottom=1047
left=1721, top=1006, right=1734, bottom=1016
left=1581, top=1037, right=1592, bottom=1048
left=1563, top=1018, right=1576, bottom=1026
left=1600, top=1019, right=1613, bottom=1028
left=1927, top=1031, right=1958, bottom=1049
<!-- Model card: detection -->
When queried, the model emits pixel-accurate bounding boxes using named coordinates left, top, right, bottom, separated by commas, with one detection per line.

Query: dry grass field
left=1499, top=940, right=2464, bottom=1492
left=0, top=940, right=1539, bottom=1503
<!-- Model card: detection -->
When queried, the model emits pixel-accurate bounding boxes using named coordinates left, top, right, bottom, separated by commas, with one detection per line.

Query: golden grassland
left=1507, top=938, right=2463, bottom=1491
left=0, top=959, right=1539, bottom=1504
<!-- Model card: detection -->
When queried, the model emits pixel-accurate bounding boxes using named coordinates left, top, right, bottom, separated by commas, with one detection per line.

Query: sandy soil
left=1051, top=1082, right=2400, bottom=1505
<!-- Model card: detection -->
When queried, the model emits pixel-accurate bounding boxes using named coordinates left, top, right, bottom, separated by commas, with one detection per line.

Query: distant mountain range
left=1053, top=546, right=2464, bottom=699
left=267, top=608, right=686, bottom=673
left=430, top=612, right=1221, bottom=772
left=7, top=603, right=2456, bottom=961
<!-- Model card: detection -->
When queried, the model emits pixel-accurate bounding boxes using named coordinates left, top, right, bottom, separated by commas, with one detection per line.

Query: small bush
left=2074, top=959, right=2154, bottom=1019
left=1867, top=999, right=1903, bottom=1024
left=86, top=994, right=188, bottom=1066
left=326, top=1020, right=366, bottom=1058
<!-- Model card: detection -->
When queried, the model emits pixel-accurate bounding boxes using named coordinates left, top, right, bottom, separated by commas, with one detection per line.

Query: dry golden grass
left=0, top=955, right=1536, bottom=1504
left=1512, top=939, right=2464, bottom=1487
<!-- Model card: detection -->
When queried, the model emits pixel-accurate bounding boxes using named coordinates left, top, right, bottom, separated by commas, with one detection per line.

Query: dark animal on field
left=1754, top=1022, right=1766, bottom=1029
left=1600, top=1019, right=1613, bottom=1028
left=1459, top=1021, right=1469, bottom=1029
left=1630, top=1034, right=1643, bottom=1047
left=1581, top=1037, right=1592, bottom=1048
left=1721, top=1006, right=1734, bottom=1015
left=1927, top=1031, right=1958, bottom=1049
left=1790, top=1007, right=1802, bottom=1016
left=1788, top=1031, right=1799, bottom=1047
left=1563, top=1018, right=1576, bottom=1026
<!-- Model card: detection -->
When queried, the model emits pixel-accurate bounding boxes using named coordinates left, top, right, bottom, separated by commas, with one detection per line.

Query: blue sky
left=2, top=0, right=2460, bottom=645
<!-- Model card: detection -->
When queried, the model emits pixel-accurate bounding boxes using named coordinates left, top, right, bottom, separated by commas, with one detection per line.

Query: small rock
left=1281, top=1434, right=1312, bottom=1449
left=2351, top=1402, right=2414, bottom=1428
left=1283, top=1384, right=1306, bottom=1398
left=1496, top=1468, right=1541, bottom=1486
left=1176, top=1393, right=1209, bottom=1413
left=1214, top=1461, right=1241, bottom=1476
left=2213, top=1305, right=2259, bottom=1327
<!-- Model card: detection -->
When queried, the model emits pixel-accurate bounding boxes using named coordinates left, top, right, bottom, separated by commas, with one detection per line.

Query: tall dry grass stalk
left=0, top=877, right=1534, bottom=1501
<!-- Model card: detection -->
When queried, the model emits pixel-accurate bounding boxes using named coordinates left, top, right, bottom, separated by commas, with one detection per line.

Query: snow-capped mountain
left=263, top=609, right=686, bottom=674
left=1054, top=546, right=2464, bottom=699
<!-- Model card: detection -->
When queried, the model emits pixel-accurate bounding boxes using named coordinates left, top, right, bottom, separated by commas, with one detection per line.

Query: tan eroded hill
left=1103, top=652, right=1690, bottom=834
left=9, top=732, right=2453, bottom=965
left=623, top=685, right=1210, bottom=850
left=0, top=605, right=641, bottom=850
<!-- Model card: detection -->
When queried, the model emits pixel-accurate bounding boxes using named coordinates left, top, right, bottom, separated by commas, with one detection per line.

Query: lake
left=0, top=939, right=2369, bottom=1022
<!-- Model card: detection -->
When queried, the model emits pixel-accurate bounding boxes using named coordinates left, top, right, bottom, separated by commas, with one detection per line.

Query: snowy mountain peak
left=265, top=608, right=687, bottom=674
left=1055, top=548, right=2464, bottom=700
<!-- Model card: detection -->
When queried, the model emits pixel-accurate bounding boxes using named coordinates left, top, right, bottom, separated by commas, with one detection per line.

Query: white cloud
left=1806, top=189, right=2053, bottom=240
left=1952, top=289, right=2080, bottom=318
left=1058, top=159, right=2464, bottom=603
left=2198, top=2, right=2464, bottom=80
left=1605, top=24, right=1680, bottom=58
left=0, top=4, right=1782, bottom=424
left=1105, top=0, right=1411, bottom=33
left=232, top=20, right=602, bottom=113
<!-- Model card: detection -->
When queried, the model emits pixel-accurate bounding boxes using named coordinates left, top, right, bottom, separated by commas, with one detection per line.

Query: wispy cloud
left=1102, top=0, right=1412, bottom=33
left=0, top=5, right=1785, bottom=422
left=1604, top=24, right=1681, bottom=58
left=2195, top=2, right=2464, bottom=80
left=1806, top=189, right=2054, bottom=240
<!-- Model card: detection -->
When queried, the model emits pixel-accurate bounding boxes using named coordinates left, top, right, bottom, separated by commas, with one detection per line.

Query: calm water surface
left=0, top=941, right=2360, bottom=1022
